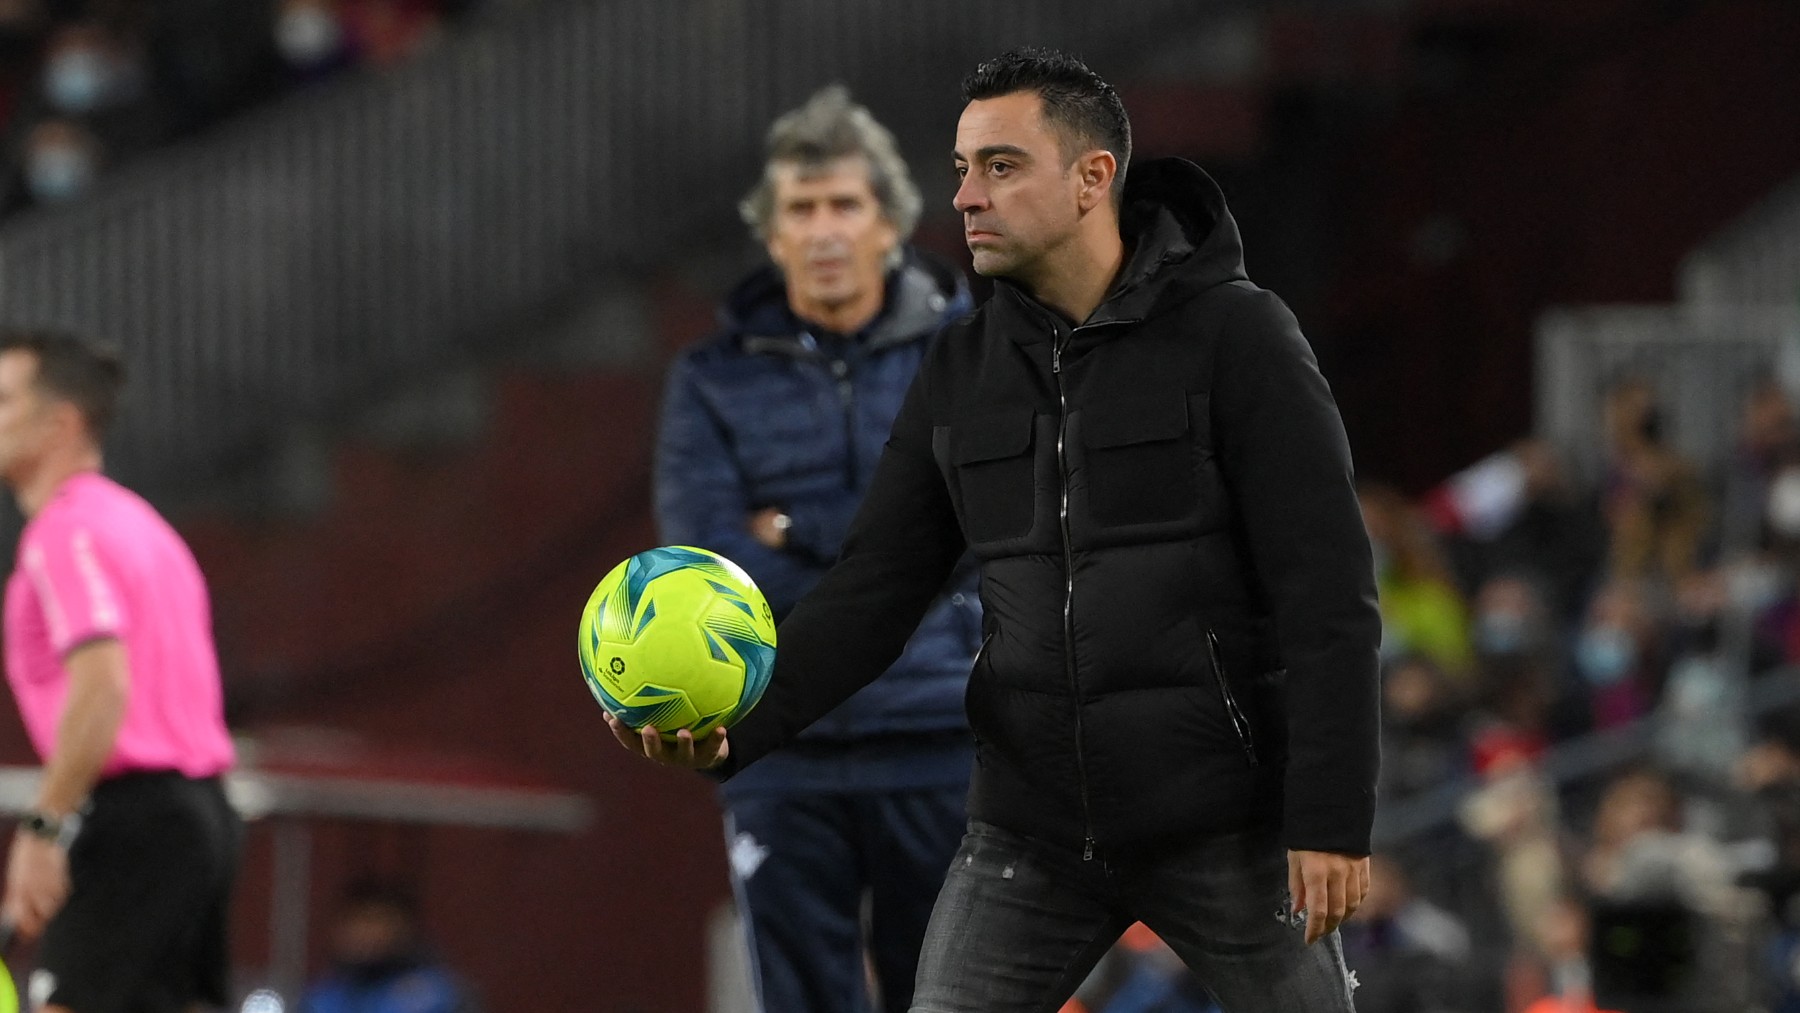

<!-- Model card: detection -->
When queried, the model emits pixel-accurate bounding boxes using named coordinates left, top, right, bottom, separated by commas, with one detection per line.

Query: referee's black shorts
left=36, top=771, right=242, bottom=1013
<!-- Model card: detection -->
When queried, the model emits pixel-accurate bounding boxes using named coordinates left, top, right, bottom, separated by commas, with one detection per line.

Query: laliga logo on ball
left=578, top=546, right=777, bottom=741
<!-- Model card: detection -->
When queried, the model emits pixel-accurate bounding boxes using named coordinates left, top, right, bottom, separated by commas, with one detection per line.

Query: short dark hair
left=961, top=48, right=1132, bottom=202
left=341, top=875, right=421, bottom=919
left=0, top=330, right=125, bottom=438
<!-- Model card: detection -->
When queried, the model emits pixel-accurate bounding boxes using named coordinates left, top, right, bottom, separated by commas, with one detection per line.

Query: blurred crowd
left=1070, top=373, right=1800, bottom=1013
left=0, top=0, right=475, bottom=216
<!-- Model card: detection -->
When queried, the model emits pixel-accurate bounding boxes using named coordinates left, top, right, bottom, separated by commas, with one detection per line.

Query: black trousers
left=38, top=771, right=242, bottom=1013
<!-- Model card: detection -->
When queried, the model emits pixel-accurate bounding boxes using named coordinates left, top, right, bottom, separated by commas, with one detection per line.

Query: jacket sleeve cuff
left=704, top=714, right=775, bottom=783
left=1281, top=796, right=1375, bottom=856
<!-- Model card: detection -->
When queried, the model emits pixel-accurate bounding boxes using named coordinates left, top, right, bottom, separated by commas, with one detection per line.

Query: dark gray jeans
left=910, top=820, right=1357, bottom=1013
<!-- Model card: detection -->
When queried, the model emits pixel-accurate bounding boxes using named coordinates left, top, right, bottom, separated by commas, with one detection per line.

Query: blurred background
left=1, top=0, right=1798, bottom=1009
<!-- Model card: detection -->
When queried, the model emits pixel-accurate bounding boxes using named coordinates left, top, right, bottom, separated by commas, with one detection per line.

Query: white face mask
left=276, top=6, right=344, bottom=66
left=43, top=47, right=113, bottom=113
left=25, top=144, right=96, bottom=203
left=1769, top=468, right=1800, bottom=539
left=1476, top=610, right=1530, bottom=655
left=1577, top=626, right=1636, bottom=687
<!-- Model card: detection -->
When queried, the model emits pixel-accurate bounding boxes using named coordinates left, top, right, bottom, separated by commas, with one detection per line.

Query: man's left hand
left=747, top=508, right=789, bottom=550
left=3, top=831, right=70, bottom=941
left=1287, top=849, right=1370, bottom=945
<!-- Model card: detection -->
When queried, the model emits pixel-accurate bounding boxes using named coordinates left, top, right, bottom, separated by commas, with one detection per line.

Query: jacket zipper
left=1205, top=629, right=1259, bottom=767
left=829, top=357, right=856, bottom=489
left=1052, top=332, right=1098, bottom=861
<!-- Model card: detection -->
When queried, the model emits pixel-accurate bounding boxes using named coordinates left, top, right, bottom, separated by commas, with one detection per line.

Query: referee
left=0, top=331, right=240, bottom=1012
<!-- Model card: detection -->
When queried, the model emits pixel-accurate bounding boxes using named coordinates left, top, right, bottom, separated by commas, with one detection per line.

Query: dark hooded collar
left=996, top=157, right=1248, bottom=338
left=725, top=248, right=971, bottom=358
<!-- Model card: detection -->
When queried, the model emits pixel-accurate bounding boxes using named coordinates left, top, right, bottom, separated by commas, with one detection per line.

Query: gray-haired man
left=648, top=87, right=982, bottom=1013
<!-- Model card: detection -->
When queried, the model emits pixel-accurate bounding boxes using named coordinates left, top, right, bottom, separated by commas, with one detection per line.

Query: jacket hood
left=999, top=157, right=1248, bottom=328
left=1106, top=157, right=1248, bottom=320
left=722, top=247, right=973, bottom=352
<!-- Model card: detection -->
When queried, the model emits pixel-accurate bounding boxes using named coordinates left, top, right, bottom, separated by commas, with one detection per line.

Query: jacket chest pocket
left=948, top=408, right=1038, bottom=546
left=1076, top=392, right=1213, bottom=531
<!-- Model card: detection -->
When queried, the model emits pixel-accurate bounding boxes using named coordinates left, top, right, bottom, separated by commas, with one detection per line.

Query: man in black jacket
left=610, top=49, right=1380, bottom=1012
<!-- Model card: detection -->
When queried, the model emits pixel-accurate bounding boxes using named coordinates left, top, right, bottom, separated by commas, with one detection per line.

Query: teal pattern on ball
left=625, top=546, right=738, bottom=614
left=581, top=545, right=776, bottom=734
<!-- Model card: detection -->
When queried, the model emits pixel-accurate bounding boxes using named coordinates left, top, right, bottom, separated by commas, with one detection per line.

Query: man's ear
left=1075, top=150, right=1117, bottom=213
left=876, top=216, right=901, bottom=262
left=46, top=399, right=86, bottom=445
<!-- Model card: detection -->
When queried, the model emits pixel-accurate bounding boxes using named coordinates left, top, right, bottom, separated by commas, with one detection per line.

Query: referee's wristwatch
left=18, top=809, right=80, bottom=848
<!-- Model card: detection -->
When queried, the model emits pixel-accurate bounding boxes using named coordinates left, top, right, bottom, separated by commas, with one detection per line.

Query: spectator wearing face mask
left=40, top=22, right=126, bottom=117
left=41, top=24, right=119, bottom=112
left=0, top=0, right=475, bottom=222
left=1479, top=571, right=1594, bottom=722
left=40, top=20, right=161, bottom=149
left=1573, top=581, right=1664, bottom=731
left=21, top=19, right=167, bottom=185
left=1471, top=574, right=1562, bottom=662
left=15, top=117, right=102, bottom=206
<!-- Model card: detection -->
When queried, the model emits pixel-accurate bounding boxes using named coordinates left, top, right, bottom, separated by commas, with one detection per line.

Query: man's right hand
left=603, top=714, right=730, bottom=770
left=3, top=831, right=69, bottom=942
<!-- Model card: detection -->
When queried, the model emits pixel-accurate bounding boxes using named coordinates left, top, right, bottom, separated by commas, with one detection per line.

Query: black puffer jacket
left=721, top=158, right=1382, bottom=857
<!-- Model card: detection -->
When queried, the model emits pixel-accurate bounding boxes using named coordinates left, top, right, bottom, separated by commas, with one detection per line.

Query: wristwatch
left=771, top=512, right=793, bottom=535
left=19, top=809, right=80, bottom=847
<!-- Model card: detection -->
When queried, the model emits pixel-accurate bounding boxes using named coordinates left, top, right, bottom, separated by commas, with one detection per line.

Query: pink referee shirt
left=4, top=472, right=234, bottom=779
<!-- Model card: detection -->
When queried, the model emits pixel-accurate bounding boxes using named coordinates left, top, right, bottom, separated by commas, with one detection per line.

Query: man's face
left=953, top=91, right=1085, bottom=280
left=764, top=157, right=897, bottom=318
left=0, top=351, right=55, bottom=483
left=331, top=902, right=412, bottom=967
